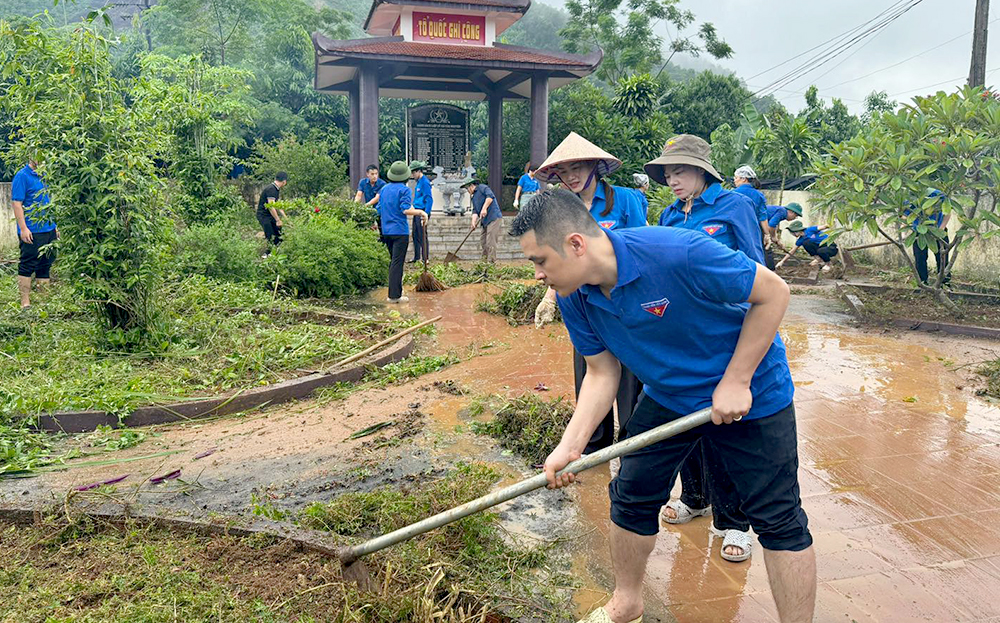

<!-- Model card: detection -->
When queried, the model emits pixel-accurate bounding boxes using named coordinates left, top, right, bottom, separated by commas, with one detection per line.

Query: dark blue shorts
left=608, top=394, right=812, bottom=552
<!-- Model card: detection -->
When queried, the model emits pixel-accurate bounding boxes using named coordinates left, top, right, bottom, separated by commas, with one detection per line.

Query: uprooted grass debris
left=403, top=261, right=534, bottom=287
left=471, top=393, right=572, bottom=465
left=1, top=462, right=574, bottom=622
left=476, top=282, right=560, bottom=326
left=976, top=358, right=1000, bottom=399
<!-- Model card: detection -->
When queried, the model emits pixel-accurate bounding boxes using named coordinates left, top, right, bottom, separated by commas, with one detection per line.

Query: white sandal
left=711, top=526, right=753, bottom=562
left=577, top=607, right=642, bottom=623
left=659, top=500, right=711, bottom=525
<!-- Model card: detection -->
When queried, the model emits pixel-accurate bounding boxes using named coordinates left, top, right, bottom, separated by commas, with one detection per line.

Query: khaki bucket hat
left=535, top=132, right=622, bottom=184
left=644, top=134, right=723, bottom=186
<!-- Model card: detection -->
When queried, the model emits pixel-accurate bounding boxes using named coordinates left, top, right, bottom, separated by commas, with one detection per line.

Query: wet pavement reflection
left=401, top=283, right=1000, bottom=623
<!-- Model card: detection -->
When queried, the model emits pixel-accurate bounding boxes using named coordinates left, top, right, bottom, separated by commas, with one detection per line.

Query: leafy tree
left=812, top=87, right=1000, bottom=308
left=560, top=0, right=732, bottom=85
left=862, top=90, right=897, bottom=124
left=500, top=2, right=569, bottom=52
left=709, top=102, right=769, bottom=178
left=246, top=134, right=346, bottom=198
left=749, top=114, right=819, bottom=203
left=665, top=71, right=753, bottom=140
left=1, top=18, right=169, bottom=341
left=800, top=85, right=861, bottom=147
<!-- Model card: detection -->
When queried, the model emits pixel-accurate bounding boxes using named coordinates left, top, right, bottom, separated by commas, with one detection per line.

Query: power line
left=822, top=17, right=1000, bottom=91
left=753, top=0, right=926, bottom=100
left=888, top=66, right=999, bottom=97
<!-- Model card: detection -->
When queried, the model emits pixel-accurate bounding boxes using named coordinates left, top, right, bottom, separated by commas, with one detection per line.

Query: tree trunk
left=778, top=171, right=786, bottom=206
left=969, top=0, right=990, bottom=87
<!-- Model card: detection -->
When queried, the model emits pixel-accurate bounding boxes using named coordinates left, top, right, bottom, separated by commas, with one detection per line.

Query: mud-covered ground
left=4, top=279, right=1000, bottom=622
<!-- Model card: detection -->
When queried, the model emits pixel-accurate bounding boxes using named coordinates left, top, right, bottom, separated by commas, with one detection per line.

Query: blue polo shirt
left=658, top=183, right=764, bottom=264
left=517, top=173, right=540, bottom=194
left=767, top=205, right=791, bottom=229
left=357, top=177, right=386, bottom=204
left=733, top=184, right=768, bottom=223
left=413, top=175, right=433, bottom=216
left=472, top=184, right=502, bottom=227
left=377, top=182, right=411, bottom=236
left=11, top=164, right=55, bottom=235
left=795, top=226, right=828, bottom=247
left=589, top=184, right=646, bottom=230
left=557, top=227, right=793, bottom=420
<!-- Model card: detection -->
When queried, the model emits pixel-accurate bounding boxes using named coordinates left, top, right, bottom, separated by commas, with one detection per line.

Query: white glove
left=534, top=297, right=557, bottom=328
left=513, top=199, right=519, bottom=209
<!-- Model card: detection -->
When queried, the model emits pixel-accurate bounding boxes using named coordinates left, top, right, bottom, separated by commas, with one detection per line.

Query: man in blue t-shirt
left=509, top=189, right=814, bottom=623
left=464, top=178, right=502, bottom=262
left=11, top=160, right=57, bottom=308
left=514, top=163, right=541, bottom=210
left=355, top=164, right=388, bottom=252
left=775, top=221, right=839, bottom=272
left=766, top=202, right=803, bottom=249
left=409, top=160, right=433, bottom=263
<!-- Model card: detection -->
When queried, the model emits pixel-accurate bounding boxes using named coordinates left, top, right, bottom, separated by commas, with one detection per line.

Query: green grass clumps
left=403, top=261, right=534, bottom=287
left=977, top=359, right=1000, bottom=399
left=301, top=462, right=567, bottom=621
left=471, top=394, right=572, bottom=465
left=476, top=282, right=560, bottom=326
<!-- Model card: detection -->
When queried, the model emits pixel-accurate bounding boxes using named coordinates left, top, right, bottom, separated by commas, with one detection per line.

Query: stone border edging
left=836, top=283, right=1000, bottom=341
left=849, top=282, right=1000, bottom=305
left=0, top=502, right=345, bottom=558
left=35, top=336, right=415, bottom=434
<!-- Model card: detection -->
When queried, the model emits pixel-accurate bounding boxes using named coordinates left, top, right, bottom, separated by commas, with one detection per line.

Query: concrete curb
left=836, top=283, right=1000, bottom=340
left=0, top=502, right=345, bottom=558
left=849, top=282, right=1000, bottom=305
left=35, top=336, right=416, bottom=434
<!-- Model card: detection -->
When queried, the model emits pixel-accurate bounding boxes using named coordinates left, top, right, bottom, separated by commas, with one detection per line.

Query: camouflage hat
left=644, top=134, right=723, bottom=185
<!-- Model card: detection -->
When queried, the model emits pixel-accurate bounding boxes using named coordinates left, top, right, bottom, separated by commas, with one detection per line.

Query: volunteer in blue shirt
left=632, top=173, right=650, bottom=221
left=355, top=164, right=388, bottom=251
left=379, top=161, right=428, bottom=304
left=514, top=162, right=540, bottom=210
left=510, top=190, right=814, bottom=623
left=644, top=134, right=760, bottom=562
left=533, top=132, right=648, bottom=456
left=732, top=165, right=771, bottom=266
left=767, top=202, right=803, bottom=249
left=11, top=159, right=57, bottom=308
left=409, top=161, right=433, bottom=263
left=776, top=221, right=839, bottom=271
left=904, top=189, right=950, bottom=285
left=462, top=178, right=503, bottom=262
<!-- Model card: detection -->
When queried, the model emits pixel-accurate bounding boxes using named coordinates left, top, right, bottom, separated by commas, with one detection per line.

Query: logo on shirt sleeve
left=702, top=223, right=726, bottom=236
left=640, top=298, right=670, bottom=317
left=598, top=220, right=616, bottom=229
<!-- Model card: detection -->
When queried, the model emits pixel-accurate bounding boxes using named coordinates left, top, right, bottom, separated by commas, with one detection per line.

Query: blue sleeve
left=621, top=190, right=646, bottom=229
left=517, top=174, right=528, bottom=189
left=376, top=179, right=387, bottom=193
left=730, top=200, right=765, bottom=264
left=11, top=172, right=26, bottom=202
left=485, top=186, right=497, bottom=201
left=357, top=179, right=365, bottom=192
left=767, top=212, right=783, bottom=228
left=400, top=186, right=412, bottom=213
left=657, top=209, right=669, bottom=227
left=639, top=193, right=649, bottom=221
left=685, top=234, right=757, bottom=305
left=556, top=293, right=606, bottom=356
left=795, top=236, right=806, bottom=247
left=754, top=195, right=767, bottom=223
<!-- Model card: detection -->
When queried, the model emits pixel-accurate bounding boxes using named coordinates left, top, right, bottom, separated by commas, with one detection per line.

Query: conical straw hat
left=535, top=132, right=622, bottom=183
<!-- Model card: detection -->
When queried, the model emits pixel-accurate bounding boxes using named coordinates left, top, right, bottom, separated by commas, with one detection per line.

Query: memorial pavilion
left=312, top=0, right=602, bottom=191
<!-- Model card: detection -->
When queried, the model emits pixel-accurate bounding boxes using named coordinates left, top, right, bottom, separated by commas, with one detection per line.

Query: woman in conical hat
left=533, top=132, right=647, bottom=456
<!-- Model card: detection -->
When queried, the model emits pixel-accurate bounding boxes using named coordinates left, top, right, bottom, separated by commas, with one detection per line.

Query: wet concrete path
left=3, top=281, right=1000, bottom=622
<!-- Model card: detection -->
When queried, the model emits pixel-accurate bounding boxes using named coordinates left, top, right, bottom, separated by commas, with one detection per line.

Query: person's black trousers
left=256, top=211, right=282, bottom=245
left=800, top=240, right=838, bottom=263
left=572, top=348, right=643, bottom=454
left=676, top=439, right=751, bottom=531
left=411, top=215, right=426, bottom=262
left=913, top=237, right=950, bottom=284
left=385, top=235, right=409, bottom=299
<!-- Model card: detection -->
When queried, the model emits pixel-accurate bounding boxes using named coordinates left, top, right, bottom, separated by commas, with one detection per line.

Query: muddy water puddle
left=396, top=286, right=1000, bottom=622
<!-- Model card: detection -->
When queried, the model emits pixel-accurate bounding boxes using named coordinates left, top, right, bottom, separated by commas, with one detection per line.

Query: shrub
left=271, top=213, right=387, bottom=298
left=245, top=134, right=346, bottom=198
left=171, top=220, right=266, bottom=284
left=171, top=183, right=247, bottom=226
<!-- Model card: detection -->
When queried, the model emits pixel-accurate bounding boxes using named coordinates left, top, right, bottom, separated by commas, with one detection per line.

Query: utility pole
left=968, top=0, right=990, bottom=87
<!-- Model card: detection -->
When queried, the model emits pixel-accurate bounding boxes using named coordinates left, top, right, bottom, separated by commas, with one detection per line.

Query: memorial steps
left=424, top=214, right=525, bottom=261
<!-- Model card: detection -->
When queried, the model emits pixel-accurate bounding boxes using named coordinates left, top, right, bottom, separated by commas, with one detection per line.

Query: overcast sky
left=544, top=0, right=997, bottom=113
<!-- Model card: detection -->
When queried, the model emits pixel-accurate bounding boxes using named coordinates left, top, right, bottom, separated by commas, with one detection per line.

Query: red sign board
left=412, top=11, right=485, bottom=46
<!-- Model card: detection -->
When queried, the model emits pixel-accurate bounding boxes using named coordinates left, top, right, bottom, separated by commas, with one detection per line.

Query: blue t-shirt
left=658, top=183, right=764, bottom=264
left=589, top=184, right=647, bottom=231
left=357, top=177, right=386, bottom=204
left=377, top=182, right=411, bottom=236
left=517, top=173, right=540, bottom=194
left=413, top=175, right=433, bottom=216
left=767, top=205, right=790, bottom=229
left=795, top=226, right=828, bottom=247
left=557, top=227, right=793, bottom=420
left=733, top=184, right=768, bottom=223
left=11, top=164, right=55, bottom=235
left=637, top=191, right=649, bottom=222
left=472, top=184, right=501, bottom=227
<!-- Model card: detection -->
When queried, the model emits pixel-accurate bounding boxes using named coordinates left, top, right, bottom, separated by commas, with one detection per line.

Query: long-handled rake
left=443, top=227, right=476, bottom=264
left=338, top=407, right=714, bottom=589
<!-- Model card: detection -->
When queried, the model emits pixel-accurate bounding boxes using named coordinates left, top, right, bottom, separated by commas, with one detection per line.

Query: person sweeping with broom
left=379, top=161, right=429, bottom=304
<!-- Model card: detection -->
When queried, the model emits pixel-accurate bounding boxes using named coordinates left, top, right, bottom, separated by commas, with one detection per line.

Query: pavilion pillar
left=348, top=84, right=361, bottom=185
left=357, top=62, right=380, bottom=178
left=530, top=73, right=549, bottom=173
left=488, top=94, right=503, bottom=194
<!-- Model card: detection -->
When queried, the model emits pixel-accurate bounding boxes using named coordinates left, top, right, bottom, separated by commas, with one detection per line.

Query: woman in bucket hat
left=533, top=131, right=648, bottom=457
left=379, top=160, right=429, bottom=304
left=645, top=134, right=767, bottom=563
